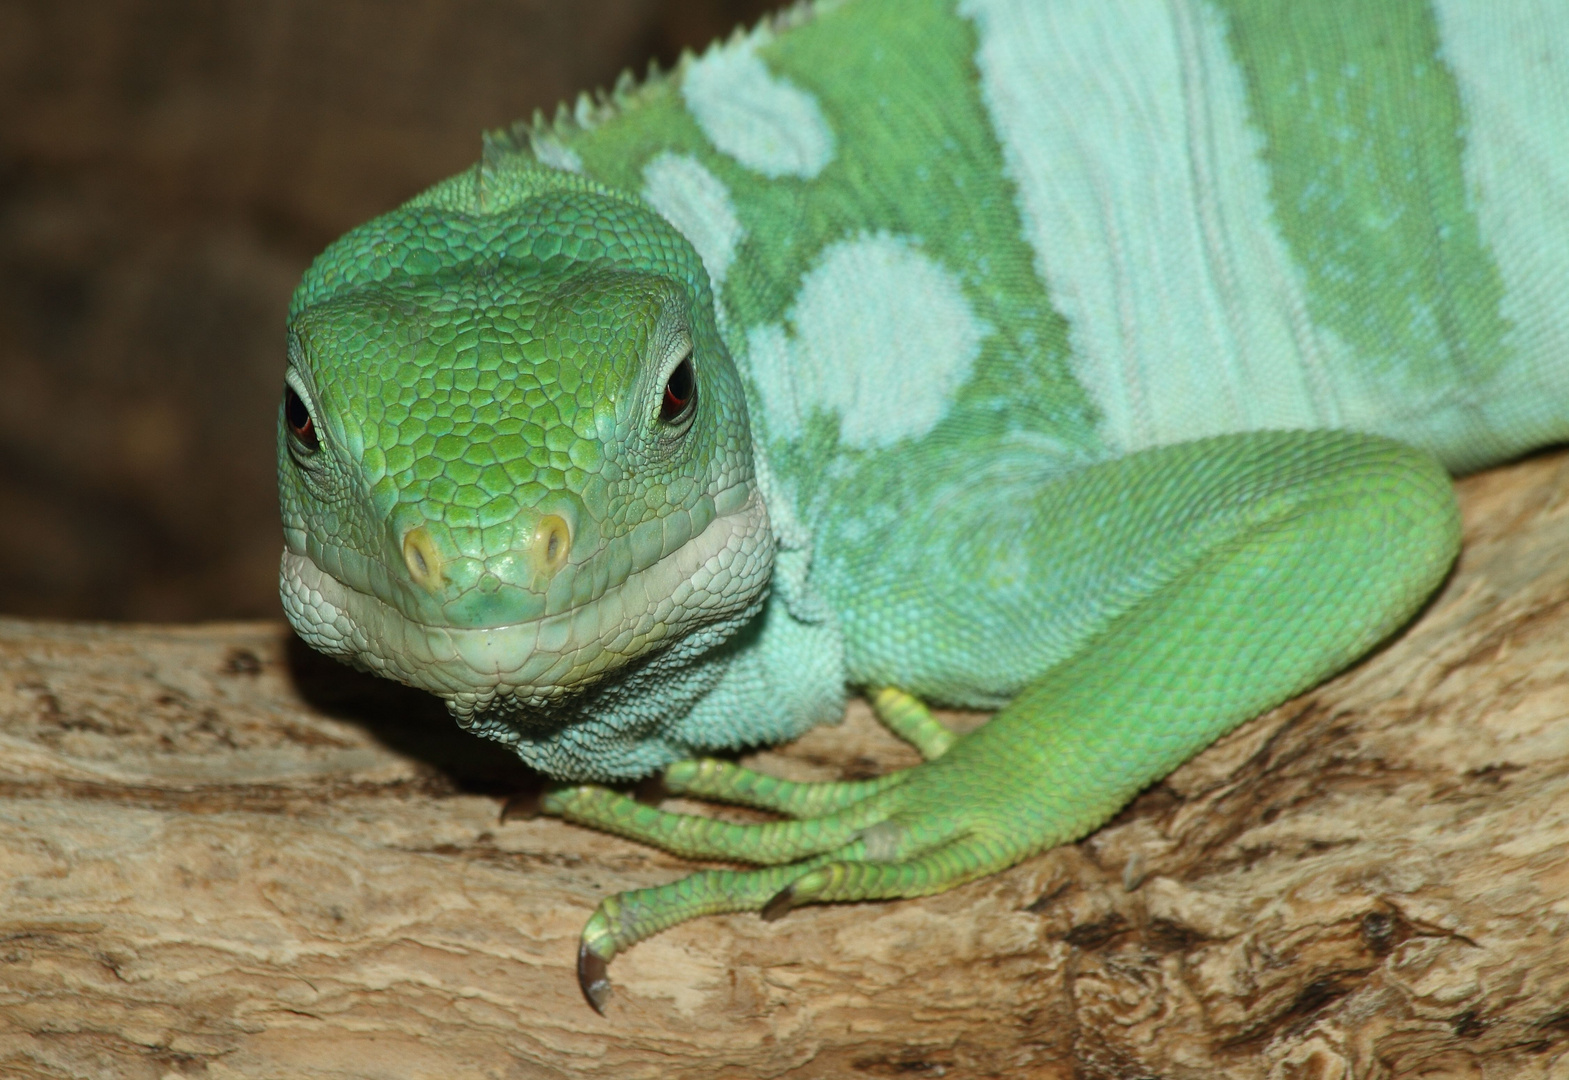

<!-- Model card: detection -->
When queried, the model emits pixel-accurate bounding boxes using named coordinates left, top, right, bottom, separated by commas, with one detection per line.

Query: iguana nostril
left=532, top=514, right=572, bottom=578
left=402, top=526, right=444, bottom=589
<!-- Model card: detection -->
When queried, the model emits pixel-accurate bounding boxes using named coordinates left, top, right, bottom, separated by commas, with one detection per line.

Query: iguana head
left=277, top=160, right=773, bottom=736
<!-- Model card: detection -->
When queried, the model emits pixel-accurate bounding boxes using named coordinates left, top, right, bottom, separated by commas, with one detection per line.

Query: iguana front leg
left=543, top=430, right=1459, bottom=1011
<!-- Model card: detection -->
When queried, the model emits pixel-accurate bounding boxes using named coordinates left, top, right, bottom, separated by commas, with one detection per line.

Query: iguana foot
left=567, top=797, right=1019, bottom=1010
left=547, top=701, right=1036, bottom=1013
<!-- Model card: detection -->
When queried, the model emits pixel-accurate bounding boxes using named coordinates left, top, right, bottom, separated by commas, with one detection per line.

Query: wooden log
left=3, top=450, right=1569, bottom=1078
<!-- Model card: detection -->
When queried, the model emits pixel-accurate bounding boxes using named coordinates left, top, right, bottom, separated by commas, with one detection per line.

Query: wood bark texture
left=3, top=451, right=1569, bottom=1079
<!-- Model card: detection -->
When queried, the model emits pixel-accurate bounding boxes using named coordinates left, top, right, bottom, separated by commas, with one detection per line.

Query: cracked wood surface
left=3, top=451, right=1569, bottom=1079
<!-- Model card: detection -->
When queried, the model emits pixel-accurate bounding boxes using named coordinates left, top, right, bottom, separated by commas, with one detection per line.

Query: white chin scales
left=279, top=483, right=774, bottom=713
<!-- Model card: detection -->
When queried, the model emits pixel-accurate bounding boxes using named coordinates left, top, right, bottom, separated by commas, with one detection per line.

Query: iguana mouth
left=279, top=482, right=774, bottom=713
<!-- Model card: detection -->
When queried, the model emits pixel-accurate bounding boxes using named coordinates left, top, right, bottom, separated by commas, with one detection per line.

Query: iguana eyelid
left=281, top=364, right=343, bottom=507
left=283, top=366, right=327, bottom=458
left=646, top=319, right=697, bottom=436
left=283, top=367, right=320, bottom=424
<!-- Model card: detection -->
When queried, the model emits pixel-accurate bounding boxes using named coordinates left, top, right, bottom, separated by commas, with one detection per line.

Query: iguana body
left=277, top=0, right=1569, bottom=1009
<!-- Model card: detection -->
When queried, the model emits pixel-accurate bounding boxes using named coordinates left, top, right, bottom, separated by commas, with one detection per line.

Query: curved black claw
left=578, top=941, right=613, bottom=1014
left=760, top=883, right=798, bottom=922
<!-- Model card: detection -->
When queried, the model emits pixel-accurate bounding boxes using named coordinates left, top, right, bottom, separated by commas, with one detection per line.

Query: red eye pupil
left=660, top=357, right=695, bottom=424
left=284, top=386, right=319, bottom=451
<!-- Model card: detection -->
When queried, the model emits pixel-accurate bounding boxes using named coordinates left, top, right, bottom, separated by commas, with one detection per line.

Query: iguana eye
left=284, top=385, right=319, bottom=451
left=660, top=354, right=695, bottom=425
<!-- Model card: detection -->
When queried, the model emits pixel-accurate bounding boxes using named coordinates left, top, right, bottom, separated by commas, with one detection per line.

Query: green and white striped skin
left=277, top=0, right=1569, bottom=1009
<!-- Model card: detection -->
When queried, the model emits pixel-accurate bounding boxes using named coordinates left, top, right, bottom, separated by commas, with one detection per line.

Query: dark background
left=0, top=0, right=780, bottom=622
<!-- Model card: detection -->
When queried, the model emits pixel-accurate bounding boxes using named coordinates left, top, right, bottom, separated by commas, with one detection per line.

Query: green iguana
left=276, top=0, right=1569, bottom=1012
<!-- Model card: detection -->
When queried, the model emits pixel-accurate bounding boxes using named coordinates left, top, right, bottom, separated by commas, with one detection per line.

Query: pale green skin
left=279, top=0, right=1569, bottom=1007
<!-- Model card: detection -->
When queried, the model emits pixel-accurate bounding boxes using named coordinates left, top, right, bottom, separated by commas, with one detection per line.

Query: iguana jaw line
left=279, top=481, right=774, bottom=712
